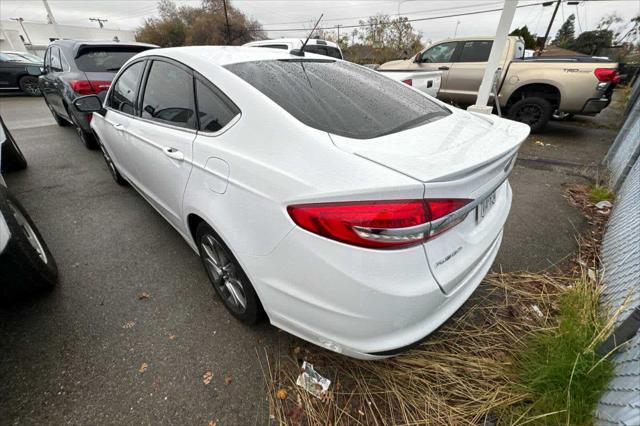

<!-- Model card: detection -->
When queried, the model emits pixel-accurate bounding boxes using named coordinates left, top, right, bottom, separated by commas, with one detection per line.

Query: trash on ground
left=530, top=304, right=544, bottom=318
left=137, top=292, right=151, bottom=300
left=139, top=362, right=148, bottom=374
left=276, top=388, right=288, bottom=400
left=295, top=361, right=331, bottom=399
left=203, top=371, right=213, bottom=385
left=595, top=200, right=613, bottom=209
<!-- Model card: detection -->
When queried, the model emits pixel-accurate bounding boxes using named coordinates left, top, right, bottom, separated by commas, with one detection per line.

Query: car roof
left=134, top=45, right=335, bottom=67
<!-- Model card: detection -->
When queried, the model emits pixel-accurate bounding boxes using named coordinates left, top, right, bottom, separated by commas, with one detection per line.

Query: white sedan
left=74, top=46, right=529, bottom=359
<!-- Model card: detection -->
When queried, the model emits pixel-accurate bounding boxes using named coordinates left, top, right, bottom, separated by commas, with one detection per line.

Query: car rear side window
left=50, top=47, right=62, bottom=72
left=304, top=45, right=342, bottom=59
left=75, top=47, right=150, bottom=72
left=458, top=41, right=493, bottom=62
left=141, top=60, right=196, bottom=130
left=256, top=44, right=288, bottom=50
left=110, top=61, right=145, bottom=115
left=195, top=79, right=239, bottom=132
left=225, top=60, right=449, bottom=139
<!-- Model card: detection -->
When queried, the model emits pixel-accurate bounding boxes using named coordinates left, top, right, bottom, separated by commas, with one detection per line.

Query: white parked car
left=75, top=46, right=529, bottom=359
left=243, top=38, right=343, bottom=59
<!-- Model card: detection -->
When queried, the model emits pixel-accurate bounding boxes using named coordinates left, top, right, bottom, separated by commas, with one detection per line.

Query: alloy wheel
left=200, top=234, right=247, bottom=313
left=22, top=79, right=40, bottom=96
left=515, top=104, right=542, bottom=127
left=8, top=200, right=48, bottom=264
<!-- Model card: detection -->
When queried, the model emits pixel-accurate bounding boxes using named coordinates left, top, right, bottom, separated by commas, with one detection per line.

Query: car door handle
left=112, top=123, right=125, bottom=131
left=163, top=147, right=184, bottom=161
left=438, top=66, right=450, bottom=70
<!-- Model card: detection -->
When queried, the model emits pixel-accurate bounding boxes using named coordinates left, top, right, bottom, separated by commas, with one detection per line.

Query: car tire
left=0, top=190, right=58, bottom=300
left=69, top=113, right=99, bottom=150
left=45, top=100, right=70, bottom=127
left=97, top=138, right=127, bottom=186
left=196, top=222, right=263, bottom=325
left=18, top=76, right=41, bottom=96
left=507, top=97, right=552, bottom=133
left=0, top=124, right=27, bottom=173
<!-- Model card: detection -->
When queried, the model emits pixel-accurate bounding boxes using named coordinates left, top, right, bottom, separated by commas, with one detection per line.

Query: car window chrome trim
left=196, top=113, right=242, bottom=137
left=353, top=167, right=513, bottom=238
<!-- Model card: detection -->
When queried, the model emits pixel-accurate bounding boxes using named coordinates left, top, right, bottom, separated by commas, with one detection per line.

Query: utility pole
left=336, top=24, right=341, bottom=42
left=10, top=17, right=33, bottom=45
left=89, top=18, right=108, bottom=29
left=222, top=0, right=230, bottom=45
left=453, top=20, right=461, bottom=38
left=539, top=0, right=561, bottom=54
left=42, top=0, right=60, bottom=40
left=41, top=0, right=57, bottom=24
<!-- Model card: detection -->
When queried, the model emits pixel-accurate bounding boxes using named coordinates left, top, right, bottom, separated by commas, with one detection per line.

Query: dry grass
left=261, top=272, right=576, bottom=426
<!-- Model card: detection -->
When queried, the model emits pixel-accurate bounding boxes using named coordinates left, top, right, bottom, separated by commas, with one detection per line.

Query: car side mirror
left=26, top=65, right=44, bottom=76
left=73, top=95, right=103, bottom=113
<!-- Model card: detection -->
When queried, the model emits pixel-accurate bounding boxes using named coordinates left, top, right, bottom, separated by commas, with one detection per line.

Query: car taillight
left=402, top=79, right=412, bottom=86
left=594, top=68, right=620, bottom=83
left=70, top=80, right=111, bottom=95
left=287, top=198, right=471, bottom=249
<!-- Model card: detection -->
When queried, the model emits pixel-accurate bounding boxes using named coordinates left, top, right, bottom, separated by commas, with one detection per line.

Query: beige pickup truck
left=378, top=36, right=619, bottom=132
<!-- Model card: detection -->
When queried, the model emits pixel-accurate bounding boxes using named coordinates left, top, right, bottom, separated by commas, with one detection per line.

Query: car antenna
left=290, top=14, right=323, bottom=57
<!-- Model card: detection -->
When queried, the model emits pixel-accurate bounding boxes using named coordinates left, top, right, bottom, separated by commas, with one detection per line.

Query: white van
left=243, top=38, right=343, bottom=59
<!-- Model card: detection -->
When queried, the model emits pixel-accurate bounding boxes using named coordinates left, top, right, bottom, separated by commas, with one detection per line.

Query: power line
left=264, top=1, right=553, bottom=32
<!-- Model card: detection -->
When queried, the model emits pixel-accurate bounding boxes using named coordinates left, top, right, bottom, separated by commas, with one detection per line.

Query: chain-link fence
left=594, top=81, right=640, bottom=425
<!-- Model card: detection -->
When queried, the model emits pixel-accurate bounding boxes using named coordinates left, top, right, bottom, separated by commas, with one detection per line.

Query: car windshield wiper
left=377, top=111, right=449, bottom=137
left=105, top=67, right=121, bottom=71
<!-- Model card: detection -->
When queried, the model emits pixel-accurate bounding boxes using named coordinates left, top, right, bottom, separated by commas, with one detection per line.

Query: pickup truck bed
left=377, top=69, right=441, bottom=98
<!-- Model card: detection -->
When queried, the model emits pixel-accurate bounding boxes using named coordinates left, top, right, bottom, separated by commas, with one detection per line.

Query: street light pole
left=10, top=17, right=33, bottom=45
left=539, top=0, right=561, bottom=54
left=468, top=0, right=518, bottom=113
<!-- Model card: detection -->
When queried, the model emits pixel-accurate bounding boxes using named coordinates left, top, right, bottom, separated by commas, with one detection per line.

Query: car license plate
left=476, top=190, right=497, bottom=224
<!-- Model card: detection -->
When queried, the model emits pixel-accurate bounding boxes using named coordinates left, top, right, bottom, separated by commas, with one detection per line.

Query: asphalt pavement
left=0, top=95, right=618, bottom=424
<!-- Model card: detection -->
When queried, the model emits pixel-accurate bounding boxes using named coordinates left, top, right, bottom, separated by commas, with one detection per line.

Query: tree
left=570, top=30, right=614, bottom=55
left=510, top=25, right=537, bottom=49
left=136, top=0, right=264, bottom=47
left=553, top=14, right=575, bottom=48
left=354, top=14, right=422, bottom=54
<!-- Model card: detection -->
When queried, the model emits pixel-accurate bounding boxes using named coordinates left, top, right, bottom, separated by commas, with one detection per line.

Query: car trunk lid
left=330, top=110, right=529, bottom=293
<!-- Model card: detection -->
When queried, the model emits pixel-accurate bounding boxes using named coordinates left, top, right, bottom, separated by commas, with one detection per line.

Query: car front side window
left=109, top=61, right=146, bottom=115
left=141, top=60, right=196, bottom=130
left=421, top=42, right=458, bottom=63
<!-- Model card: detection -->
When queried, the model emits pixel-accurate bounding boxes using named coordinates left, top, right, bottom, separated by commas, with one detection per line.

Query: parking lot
left=0, top=93, right=621, bottom=424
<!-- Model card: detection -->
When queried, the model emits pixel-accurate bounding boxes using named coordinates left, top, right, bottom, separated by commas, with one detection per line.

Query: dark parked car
left=0, top=116, right=58, bottom=300
left=0, top=52, right=43, bottom=96
left=38, top=40, right=156, bottom=149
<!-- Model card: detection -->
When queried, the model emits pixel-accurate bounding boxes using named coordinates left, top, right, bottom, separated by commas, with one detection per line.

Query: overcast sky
left=1, top=0, right=639, bottom=43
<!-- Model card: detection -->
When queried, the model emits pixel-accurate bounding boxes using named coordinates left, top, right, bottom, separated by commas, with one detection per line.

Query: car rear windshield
left=75, top=46, right=151, bottom=72
left=225, top=60, right=449, bottom=139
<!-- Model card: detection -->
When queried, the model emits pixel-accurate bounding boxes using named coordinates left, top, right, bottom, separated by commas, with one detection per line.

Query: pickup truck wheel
left=0, top=191, right=58, bottom=300
left=507, top=97, right=552, bottom=133
left=19, top=76, right=41, bottom=96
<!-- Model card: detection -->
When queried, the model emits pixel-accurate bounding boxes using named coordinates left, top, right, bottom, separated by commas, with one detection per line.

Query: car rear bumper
left=241, top=213, right=506, bottom=360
